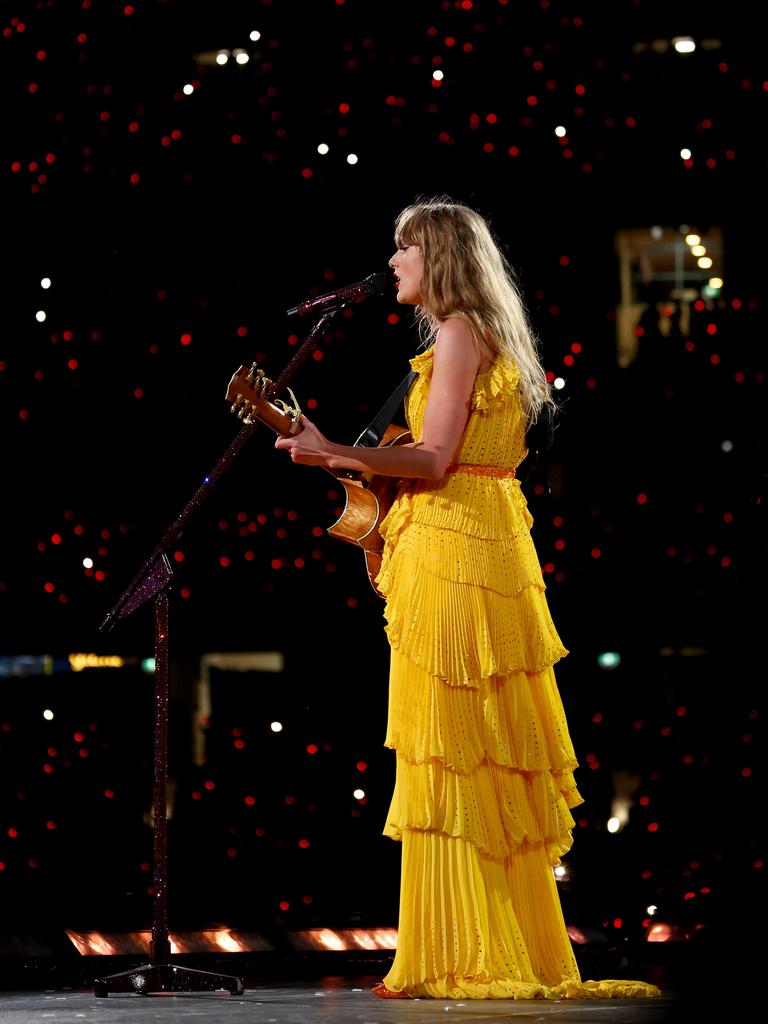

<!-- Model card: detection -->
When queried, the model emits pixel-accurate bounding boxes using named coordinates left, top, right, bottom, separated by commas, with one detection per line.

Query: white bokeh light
left=672, top=37, right=696, bottom=54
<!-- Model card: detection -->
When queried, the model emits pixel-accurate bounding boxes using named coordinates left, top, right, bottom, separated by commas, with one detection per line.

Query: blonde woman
left=276, top=196, right=659, bottom=1001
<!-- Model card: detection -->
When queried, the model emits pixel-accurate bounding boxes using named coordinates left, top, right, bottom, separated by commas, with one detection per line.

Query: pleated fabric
left=374, top=347, right=660, bottom=1000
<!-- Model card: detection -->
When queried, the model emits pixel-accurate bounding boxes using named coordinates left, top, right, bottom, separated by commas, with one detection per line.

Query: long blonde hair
left=394, top=195, right=555, bottom=428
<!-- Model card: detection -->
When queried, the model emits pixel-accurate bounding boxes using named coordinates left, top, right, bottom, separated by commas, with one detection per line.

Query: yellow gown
left=375, top=348, right=660, bottom=1000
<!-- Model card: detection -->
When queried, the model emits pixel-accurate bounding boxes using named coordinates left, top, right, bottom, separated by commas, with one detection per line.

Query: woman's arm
left=274, top=318, right=486, bottom=481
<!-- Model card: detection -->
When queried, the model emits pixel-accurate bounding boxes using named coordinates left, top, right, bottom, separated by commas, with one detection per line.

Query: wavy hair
left=394, top=195, right=555, bottom=428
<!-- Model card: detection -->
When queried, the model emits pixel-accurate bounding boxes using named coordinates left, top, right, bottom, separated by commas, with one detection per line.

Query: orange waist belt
left=446, top=463, right=517, bottom=478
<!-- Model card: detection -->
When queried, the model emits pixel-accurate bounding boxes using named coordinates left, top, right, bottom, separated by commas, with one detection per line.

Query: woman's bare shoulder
left=437, top=316, right=494, bottom=374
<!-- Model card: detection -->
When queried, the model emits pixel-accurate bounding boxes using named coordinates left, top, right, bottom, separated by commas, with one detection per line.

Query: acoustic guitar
left=225, top=364, right=412, bottom=596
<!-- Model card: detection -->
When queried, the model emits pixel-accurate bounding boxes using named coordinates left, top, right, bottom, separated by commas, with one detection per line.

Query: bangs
left=394, top=207, right=424, bottom=248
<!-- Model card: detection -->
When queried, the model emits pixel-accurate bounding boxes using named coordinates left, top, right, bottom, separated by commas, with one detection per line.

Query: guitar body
left=326, top=423, right=412, bottom=597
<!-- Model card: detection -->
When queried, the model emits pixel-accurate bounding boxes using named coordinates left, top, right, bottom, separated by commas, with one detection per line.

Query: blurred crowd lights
left=193, top=30, right=261, bottom=68
left=597, top=651, right=621, bottom=670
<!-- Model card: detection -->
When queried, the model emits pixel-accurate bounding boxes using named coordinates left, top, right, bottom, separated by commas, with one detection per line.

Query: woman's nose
left=388, top=253, right=398, bottom=268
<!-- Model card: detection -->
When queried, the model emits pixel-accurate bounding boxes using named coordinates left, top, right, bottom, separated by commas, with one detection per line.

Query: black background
left=0, top=0, right=765, bottom=964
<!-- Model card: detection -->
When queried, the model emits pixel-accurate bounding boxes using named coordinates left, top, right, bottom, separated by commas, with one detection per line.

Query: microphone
left=287, top=271, right=387, bottom=317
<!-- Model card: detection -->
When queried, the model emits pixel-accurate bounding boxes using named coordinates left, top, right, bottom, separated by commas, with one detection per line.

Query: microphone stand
left=93, top=311, right=337, bottom=997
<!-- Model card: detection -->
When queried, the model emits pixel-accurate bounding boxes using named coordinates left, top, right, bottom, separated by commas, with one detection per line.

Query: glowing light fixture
left=68, top=653, right=125, bottom=672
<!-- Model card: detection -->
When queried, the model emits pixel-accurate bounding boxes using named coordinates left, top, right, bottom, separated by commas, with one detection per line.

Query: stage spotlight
left=287, top=928, right=397, bottom=952
left=65, top=929, right=272, bottom=956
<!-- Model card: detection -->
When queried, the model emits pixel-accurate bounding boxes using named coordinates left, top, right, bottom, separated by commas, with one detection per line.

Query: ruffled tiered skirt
left=375, top=474, right=660, bottom=1000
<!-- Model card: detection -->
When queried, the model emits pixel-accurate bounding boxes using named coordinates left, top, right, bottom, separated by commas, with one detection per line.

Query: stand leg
left=94, top=589, right=244, bottom=996
left=94, top=963, right=245, bottom=996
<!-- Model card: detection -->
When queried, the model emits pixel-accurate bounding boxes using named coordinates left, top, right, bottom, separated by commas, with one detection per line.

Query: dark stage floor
left=0, top=979, right=681, bottom=1024
left=0, top=942, right=751, bottom=1024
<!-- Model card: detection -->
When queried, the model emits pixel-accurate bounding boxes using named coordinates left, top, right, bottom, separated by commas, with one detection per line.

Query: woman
left=275, top=196, right=660, bottom=1001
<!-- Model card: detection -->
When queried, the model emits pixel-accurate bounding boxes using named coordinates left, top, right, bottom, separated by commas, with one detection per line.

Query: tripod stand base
left=94, top=962, right=245, bottom=997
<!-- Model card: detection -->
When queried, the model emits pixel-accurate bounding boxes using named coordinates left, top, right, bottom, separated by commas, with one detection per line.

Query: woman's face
left=389, top=242, right=424, bottom=305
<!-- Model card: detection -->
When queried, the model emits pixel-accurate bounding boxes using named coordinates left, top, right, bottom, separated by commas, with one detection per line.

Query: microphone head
left=363, top=271, right=387, bottom=297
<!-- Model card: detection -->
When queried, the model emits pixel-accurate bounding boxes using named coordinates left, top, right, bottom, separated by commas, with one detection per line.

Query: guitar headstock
left=225, top=364, right=302, bottom=436
left=226, top=364, right=270, bottom=409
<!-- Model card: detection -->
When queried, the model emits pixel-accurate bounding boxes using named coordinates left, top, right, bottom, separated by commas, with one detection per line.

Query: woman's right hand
left=274, top=416, right=334, bottom=467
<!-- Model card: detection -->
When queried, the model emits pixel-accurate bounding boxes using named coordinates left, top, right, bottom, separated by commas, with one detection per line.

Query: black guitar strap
left=353, top=370, right=417, bottom=448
